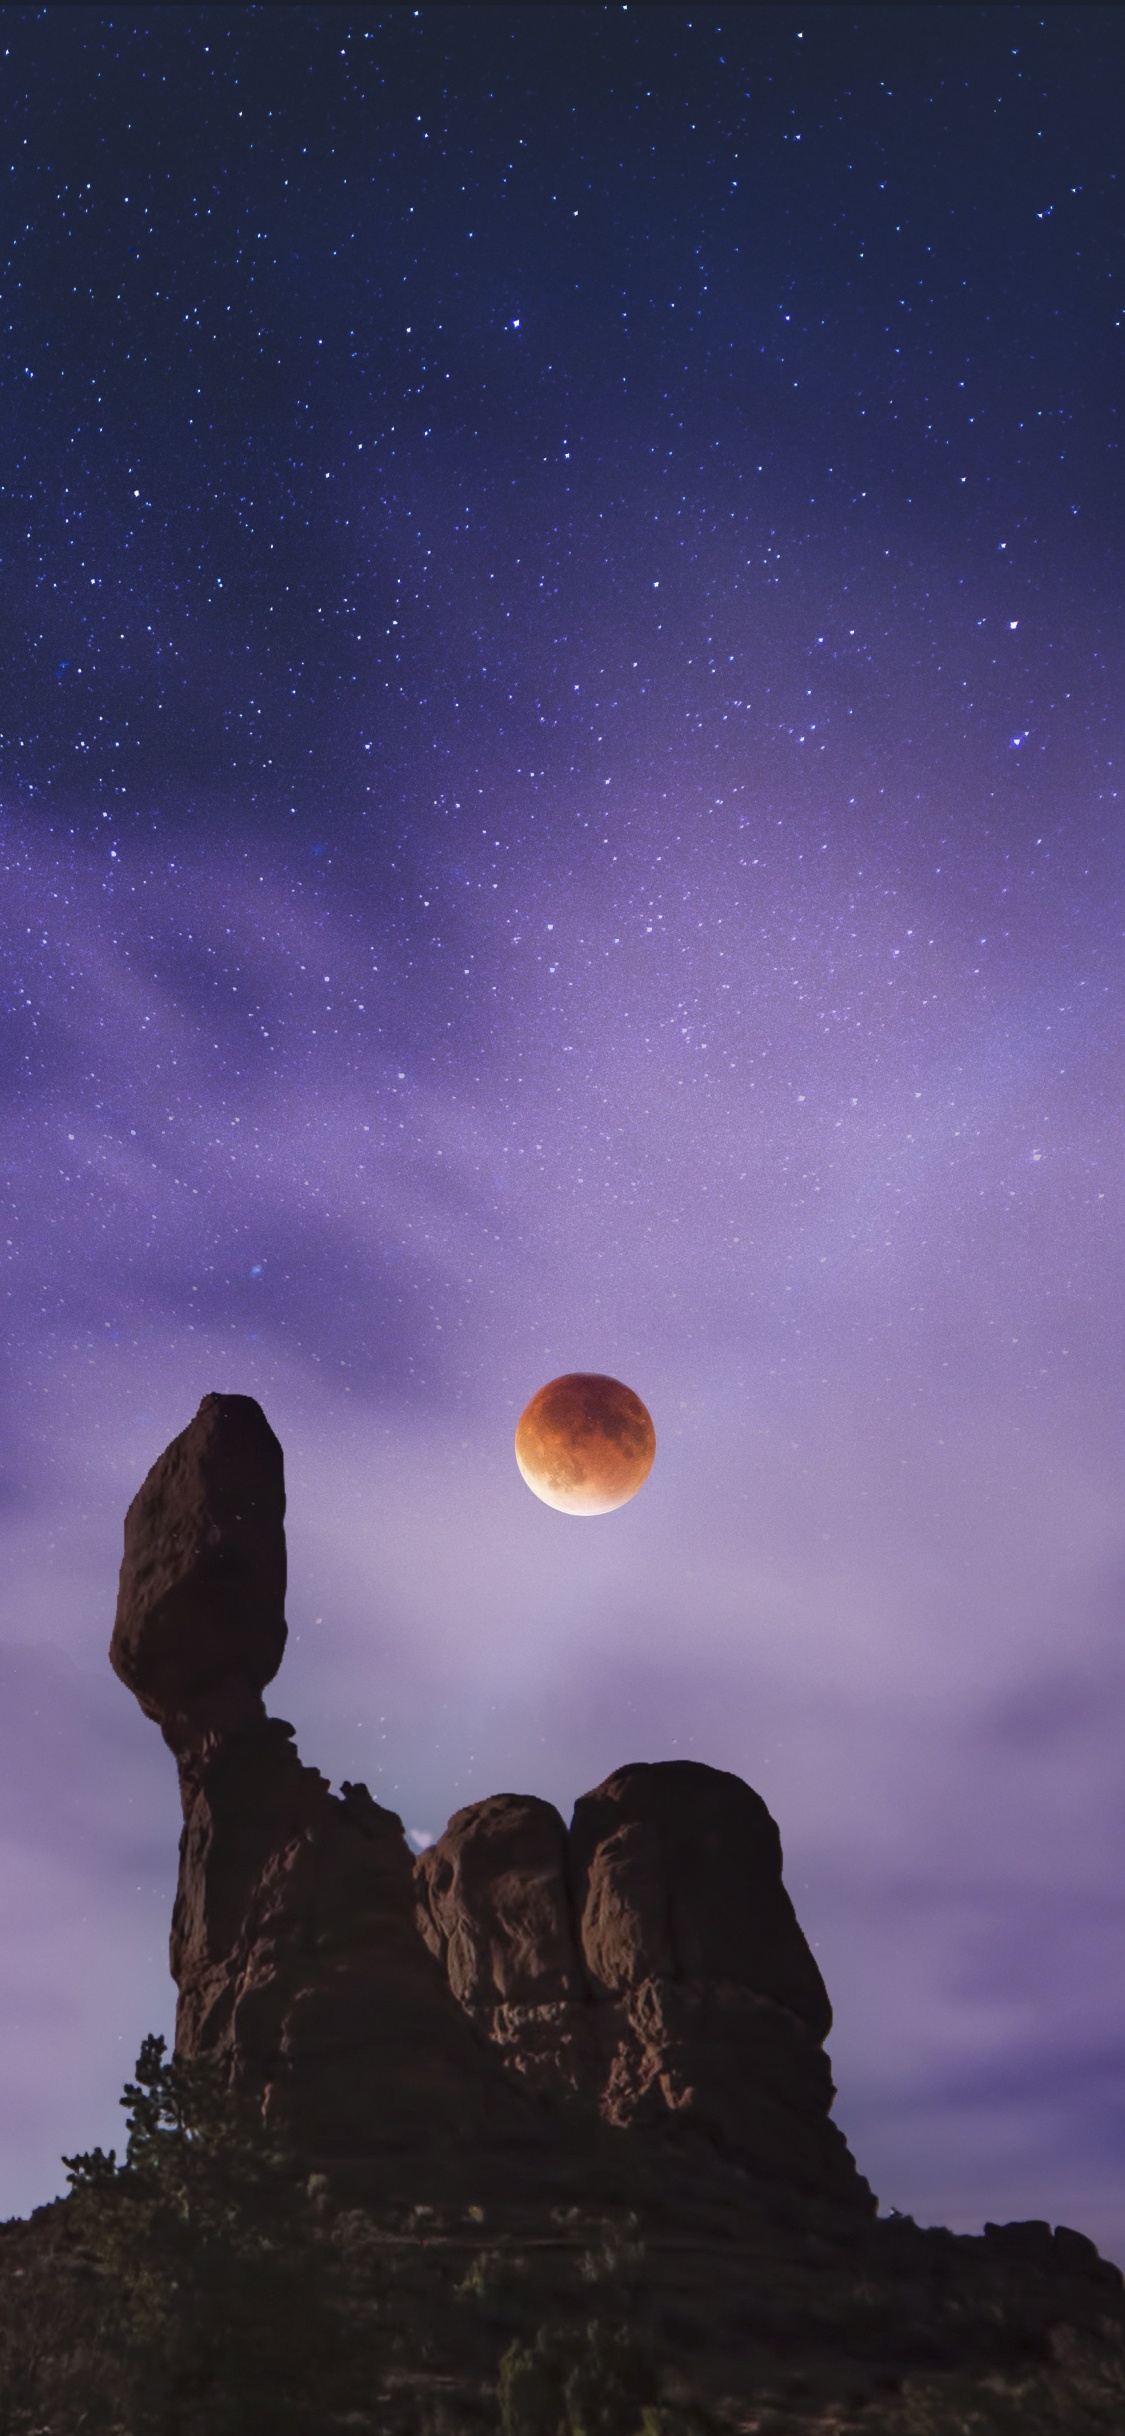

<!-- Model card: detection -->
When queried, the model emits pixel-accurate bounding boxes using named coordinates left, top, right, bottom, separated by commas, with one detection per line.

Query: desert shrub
left=0, top=2227, right=127, bottom=2436
left=498, top=2318, right=657, bottom=2436
left=872, top=2358, right=1125, bottom=2435
left=64, top=2033, right=339, bottom=2435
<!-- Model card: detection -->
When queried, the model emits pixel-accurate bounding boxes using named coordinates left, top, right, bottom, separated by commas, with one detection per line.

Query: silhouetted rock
left=415, top=1793, right=578, bottom=2012
left=77, top=1393, right=1125, bottom=2431
left=415, top=1790, right=604, bottom=2105
left=571, top=1764, right=857, bottom=2195
left=570, top=1761, right=831, bottom=2037
left=110, top=1393, right=287, bottom=1757
left=416, top=1764, right=865, bottom=2203
left=110, top=1398, right=538, bottom=2188
left=171, top=1716, right=525, bottom=2176
left=111, top=1397, right=873, bottom=2213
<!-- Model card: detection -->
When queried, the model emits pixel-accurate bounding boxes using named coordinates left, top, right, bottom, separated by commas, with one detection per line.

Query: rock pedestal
left=111, top=1395, right=873, bottom=2214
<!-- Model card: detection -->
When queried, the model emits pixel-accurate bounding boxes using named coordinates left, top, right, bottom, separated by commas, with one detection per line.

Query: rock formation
left=112, top=1397, right=527, bottom=2184
left=111, top=1391, right=287, bottom=1756
left=111, top=1392, right=873, bottom=2215
left=416, top=1767, right=861, bottom=2200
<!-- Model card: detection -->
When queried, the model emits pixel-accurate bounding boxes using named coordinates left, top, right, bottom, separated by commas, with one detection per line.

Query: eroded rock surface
left=111, top=1392, right=287, bottom=1757
left=415, top=1792, right=578, bottom=2013
left=111, top=1395, right=533, bottom=2186
left=170, top=1715, right=525, bottom=2172
left=416, top=1764, right=862, bottom=2201
left=113, top=1395, right=873, bottom=2213
left=415, top=1791, right=604, bottom=2104
left=570, top=1761, right=831, bottom=2036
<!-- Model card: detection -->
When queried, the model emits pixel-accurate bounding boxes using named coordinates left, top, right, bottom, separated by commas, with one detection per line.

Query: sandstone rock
left=415, top=1791, right=604, bottom=2103
left=110, top=1393, right=287, bottom=1756
left=170, top=1718, right=524, bottom=2171
left=111, top=1397, right=537, bottom=2185
left=596, top=1976, right=862, bottom=2199
left=352, top=1738, right=868, bottom=2195
left=111, top=1398, right=871, bottom=2213
left=415, top=1792, right=580, bottom=2010
left=570, top=1761, right=832, bottom=2038
left=417, top=1763, right=867, bottom=2204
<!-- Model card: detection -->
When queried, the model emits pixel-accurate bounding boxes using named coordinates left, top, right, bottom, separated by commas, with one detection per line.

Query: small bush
left=64, top=2033, right=339, bottom=2435
left=498, top=2318, right=658, bottom=2436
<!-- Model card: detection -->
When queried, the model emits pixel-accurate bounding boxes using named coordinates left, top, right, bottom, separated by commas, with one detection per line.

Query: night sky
left=1, top=3, right=1123, bottom=2256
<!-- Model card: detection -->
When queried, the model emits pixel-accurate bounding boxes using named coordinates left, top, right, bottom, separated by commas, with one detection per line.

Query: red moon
left=514, top=1373, right=656, bottom=1515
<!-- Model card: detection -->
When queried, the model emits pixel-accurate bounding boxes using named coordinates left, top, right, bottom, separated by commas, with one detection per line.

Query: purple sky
left=0, top=4, right=1123, bottom=2258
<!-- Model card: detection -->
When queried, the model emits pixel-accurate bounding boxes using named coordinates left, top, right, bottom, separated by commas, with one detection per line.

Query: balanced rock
left=170, top=1720, right=525, bottom=2175
left=112, top=1396, right=873, bottom=2215
left=111, top=1393, right=287, bottom=1756
left=111, top=1395, right=535, bottom=2188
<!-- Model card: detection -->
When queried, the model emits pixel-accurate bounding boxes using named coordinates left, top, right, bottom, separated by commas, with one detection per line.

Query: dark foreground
left=0, top=2082, right=1122, bottom=2436
left=5, top=1396, right=1120, bottom=2432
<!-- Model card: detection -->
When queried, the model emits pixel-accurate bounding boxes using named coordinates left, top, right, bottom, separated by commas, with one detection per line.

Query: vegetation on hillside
left=0, top=2038, right=1122, bottom=2434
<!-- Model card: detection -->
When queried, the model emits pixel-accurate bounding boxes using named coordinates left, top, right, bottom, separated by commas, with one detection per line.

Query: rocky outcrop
left=111, top=1392, right=287, bottom=1758
left=570, top=1762, right=831, bottom=2036
left=415, top=1766, right=861, bottom=2200
left=168, top=1716, right=528, bottom=2172
left=111, top=1396, right=534, bottom=2186
left=415, top=1790, right=603, bottom=2106
left=111, top=1394, right=873, bottom=2214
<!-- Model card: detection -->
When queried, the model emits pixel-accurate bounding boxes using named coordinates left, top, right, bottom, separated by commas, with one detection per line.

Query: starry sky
left=1, top=2, right=1123, bottom=2255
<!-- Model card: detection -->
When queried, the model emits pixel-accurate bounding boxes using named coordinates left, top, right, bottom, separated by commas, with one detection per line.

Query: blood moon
left=514, top=1373, right=656, bottom=1515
